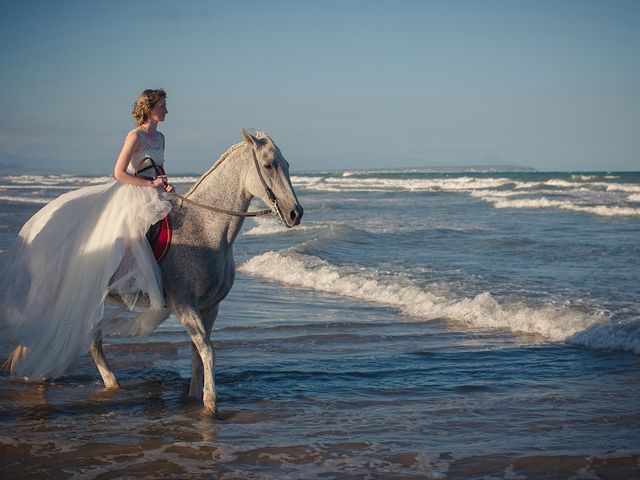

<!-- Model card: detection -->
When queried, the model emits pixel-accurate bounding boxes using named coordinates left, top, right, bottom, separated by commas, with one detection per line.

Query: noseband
left=172, top=148, right=284, bottom=222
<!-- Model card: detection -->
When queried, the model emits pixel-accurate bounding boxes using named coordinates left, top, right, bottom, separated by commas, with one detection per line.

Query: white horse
left=91, top=129, right=303, bottom=415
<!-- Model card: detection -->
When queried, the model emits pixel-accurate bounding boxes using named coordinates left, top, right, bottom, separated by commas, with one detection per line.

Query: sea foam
left=243, top=217, right=322, bottom=236
left=237, top=250, right=640, bottom=354
left=290, top=174, right=640, bottom=217
left=4, top=174, right=113, bottom=185
left=482, top=196, right=640, bottom=217
left=0, top=194, right=50, bottom=205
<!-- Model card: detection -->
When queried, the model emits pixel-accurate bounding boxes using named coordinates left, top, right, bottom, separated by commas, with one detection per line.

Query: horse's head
left=241, top=129, right=303, bottom=228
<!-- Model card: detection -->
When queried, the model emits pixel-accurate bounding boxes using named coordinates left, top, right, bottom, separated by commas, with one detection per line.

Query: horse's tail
left=3, top=345, right=30, bottom=376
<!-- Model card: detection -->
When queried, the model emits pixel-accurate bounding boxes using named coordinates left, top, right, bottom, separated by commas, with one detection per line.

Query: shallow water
left=1, top=171, right=639, bottom=479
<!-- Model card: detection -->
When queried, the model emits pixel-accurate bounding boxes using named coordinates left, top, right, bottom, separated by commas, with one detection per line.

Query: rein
left=171, top=192, right=275, bottom=217
left=171, top=148, right=283, bottom=221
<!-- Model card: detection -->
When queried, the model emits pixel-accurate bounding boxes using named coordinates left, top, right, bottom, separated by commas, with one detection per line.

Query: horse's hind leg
left=90, top=329, right=120, bottom=389
left=189, top=342, right=203, bottom=399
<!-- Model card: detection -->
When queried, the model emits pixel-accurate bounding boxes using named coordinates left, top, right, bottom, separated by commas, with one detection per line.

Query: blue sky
left=1, top=0, right=638, bottom=173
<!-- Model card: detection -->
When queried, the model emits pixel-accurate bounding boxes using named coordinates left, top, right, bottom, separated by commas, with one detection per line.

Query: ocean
left=1, top=169, right=639, bottom=479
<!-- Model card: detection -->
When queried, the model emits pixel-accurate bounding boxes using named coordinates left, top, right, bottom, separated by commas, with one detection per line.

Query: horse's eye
left=264, top=164, right=273, bottom=170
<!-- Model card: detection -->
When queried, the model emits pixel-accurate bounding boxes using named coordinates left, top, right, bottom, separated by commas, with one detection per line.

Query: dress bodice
left=126, top=128, right=165, bottom=177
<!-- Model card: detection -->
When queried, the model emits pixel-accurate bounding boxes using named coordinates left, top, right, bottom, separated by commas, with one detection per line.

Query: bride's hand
left=152, top=175, right=173, bottom=192
left=151, top=177, right=166, bottom=189
left=159, top=175, right=174, bottom=192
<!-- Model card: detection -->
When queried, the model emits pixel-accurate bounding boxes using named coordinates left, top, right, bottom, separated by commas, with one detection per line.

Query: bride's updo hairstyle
left=132, top=89, right=167, bottom=126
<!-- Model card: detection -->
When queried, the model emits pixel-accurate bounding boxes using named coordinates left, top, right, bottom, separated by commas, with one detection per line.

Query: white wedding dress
left=0, top=129, right=173, bottom=380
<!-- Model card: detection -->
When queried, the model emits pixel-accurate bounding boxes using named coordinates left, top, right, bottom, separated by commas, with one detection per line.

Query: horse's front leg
left=90, top=329, right=120, bottom=389
left=178, top=304, right=217, bottom=415
left=189, top=304, right=219, bottom=400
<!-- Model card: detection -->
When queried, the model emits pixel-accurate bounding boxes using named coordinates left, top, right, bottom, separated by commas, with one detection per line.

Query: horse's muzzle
left=287, top=205, right=303, bottom=227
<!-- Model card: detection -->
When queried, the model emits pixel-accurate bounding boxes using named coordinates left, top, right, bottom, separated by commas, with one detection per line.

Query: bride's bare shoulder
left=127, top=128, right=144, bottom=140
left=123, top=128, right=142, bottom=149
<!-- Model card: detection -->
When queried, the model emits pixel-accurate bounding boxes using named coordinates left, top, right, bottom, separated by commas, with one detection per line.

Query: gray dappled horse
left=92, top=129, right=303, bottom=415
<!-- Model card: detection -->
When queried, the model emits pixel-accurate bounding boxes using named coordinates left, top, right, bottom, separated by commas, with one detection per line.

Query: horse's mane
left=183, top=131, right=270, bottom=199
left=183, top=142, right=244, bottom=198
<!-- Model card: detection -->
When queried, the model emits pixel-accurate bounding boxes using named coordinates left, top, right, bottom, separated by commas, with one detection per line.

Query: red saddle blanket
left=146, top=216, right=172, bottom=262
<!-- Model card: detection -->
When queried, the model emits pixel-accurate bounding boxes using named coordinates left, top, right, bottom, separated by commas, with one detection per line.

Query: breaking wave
left=477, top=195, right=640, bottom=217
left=243, top=218, right=319, bottom=236
left=3, top=174, right=113, bottom=185
left=239, top=250, right=638, bottom=354
left=290, top=175, right=514, bottom=193
left=0, top=194, right=50, bottom=205
left=290, top=174, right=640, bottom=217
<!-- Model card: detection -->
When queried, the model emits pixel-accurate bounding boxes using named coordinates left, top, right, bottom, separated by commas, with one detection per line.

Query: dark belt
left=135, top=156, right=166, bottom=179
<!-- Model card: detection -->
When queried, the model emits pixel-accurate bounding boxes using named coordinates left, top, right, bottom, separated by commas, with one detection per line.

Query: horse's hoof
left=103, top=378, right=121, bottom=389
left=203, top=392, right=217, bottom=416
left=202, top=404, right=217, bottom=417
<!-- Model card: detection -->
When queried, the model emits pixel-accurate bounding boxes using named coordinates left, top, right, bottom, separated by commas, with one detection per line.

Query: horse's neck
left=178, top=149, right=253, bottom=247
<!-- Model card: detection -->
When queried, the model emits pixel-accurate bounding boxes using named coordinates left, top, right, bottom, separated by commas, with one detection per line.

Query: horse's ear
left=242, top=129, right=258, bottom=147
left=242, top=129, right=268, bottom=149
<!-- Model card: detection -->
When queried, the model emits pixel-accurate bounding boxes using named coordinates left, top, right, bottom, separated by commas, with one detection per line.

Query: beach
left=1, top=170, right=639, bottom=479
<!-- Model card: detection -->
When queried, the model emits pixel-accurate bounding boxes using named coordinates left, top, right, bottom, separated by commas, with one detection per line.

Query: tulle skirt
left=0, top=180, right=173, bottom=380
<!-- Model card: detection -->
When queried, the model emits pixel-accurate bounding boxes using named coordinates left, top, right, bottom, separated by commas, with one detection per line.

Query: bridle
left=170, top=149, right=284, bottom=222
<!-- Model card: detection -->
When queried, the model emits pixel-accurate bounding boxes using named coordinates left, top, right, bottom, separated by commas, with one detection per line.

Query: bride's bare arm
left=113, top=131, right=165, bottom=188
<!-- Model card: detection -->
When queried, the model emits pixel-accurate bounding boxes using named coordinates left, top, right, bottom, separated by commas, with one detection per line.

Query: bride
left=1, top=89, right=175, bottom=380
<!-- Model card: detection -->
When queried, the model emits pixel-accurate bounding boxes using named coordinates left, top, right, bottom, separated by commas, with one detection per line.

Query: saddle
left=135, top=156, right=172, bottom=262
left=146, top=216, right=172, bottom=262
